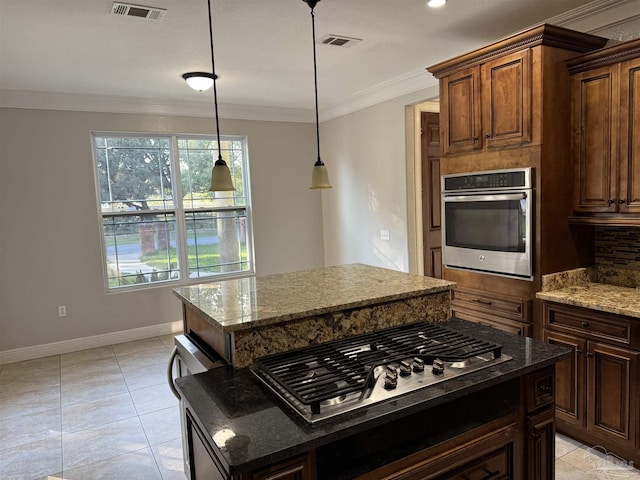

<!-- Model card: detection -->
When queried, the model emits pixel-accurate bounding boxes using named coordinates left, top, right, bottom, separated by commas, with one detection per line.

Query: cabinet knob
left=619, top=199, right=626, bottom=204
left=607, top=199, right=615, bottom=206
left=581, top=321, right=590, bottom=328
left=586, top=353, right=594, bottom=358
left=485, top=133, right=491, bottom=139
left=576, top=349, right=583, bottom=354
left=472, top=136, right=478, bottom=143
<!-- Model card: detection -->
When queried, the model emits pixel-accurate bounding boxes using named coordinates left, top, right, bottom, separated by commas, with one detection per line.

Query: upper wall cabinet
left=568, top=39, right=640, bottom=223
left=428, top=25, right=608, bottom=158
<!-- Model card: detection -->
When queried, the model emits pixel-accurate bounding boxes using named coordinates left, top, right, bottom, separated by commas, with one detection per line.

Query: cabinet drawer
left=525, top=367, right=555, bottom=413
left=451, top=307, right=530, bottom=337
left=452, top=287, right=529, bottom=321
left=543, top=303, right=635, bottom=347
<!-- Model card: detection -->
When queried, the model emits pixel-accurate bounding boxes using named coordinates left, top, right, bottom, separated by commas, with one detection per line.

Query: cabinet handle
left=619, top=199, right=626, bottom=204
left=581, top=321, right=590, bottom=328
left=479, top=468, right=500, bottom=480
left=485, top=133, right=491, bottom=139
left=586, top=353, right=594, bottom=358
left=608, top=199, right=615, bottom=206
left=472, top=136, right=478, bottom=143
left=473, top=299, right=492, bottom=306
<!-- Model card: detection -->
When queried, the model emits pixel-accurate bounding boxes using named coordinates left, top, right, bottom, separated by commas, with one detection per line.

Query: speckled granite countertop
left=173, top=264, right=455, bottom=332
left=175, top=318, right=569, bottom=477
left=537, top=283, right=640, bottom=318
left=537, top=267, right=640, bottom=318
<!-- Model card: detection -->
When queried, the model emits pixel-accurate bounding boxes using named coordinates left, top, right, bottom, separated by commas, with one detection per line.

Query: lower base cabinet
left=543, top=302, right=639, bottom=467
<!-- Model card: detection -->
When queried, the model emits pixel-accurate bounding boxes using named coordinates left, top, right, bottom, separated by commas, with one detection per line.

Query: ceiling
left=1, top=0, right=639, bottom=121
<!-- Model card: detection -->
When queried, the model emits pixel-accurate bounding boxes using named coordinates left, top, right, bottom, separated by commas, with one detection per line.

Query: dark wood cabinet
left=542, top=301, right=640, bottom=464
left=527, top=407, right=555, bottom=480
left=569, top=39, right=640, bottom=223
left=481, top=49, right=532, bottom=150
left=439, top=49, right=531, bottom=156
left=451, top=286, right=531, bottom=336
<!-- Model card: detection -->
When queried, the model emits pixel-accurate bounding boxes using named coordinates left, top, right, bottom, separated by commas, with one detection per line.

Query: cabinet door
left=572, top=65, right=619, bottom=213
left=587, top=341, right=638, bottom=448
left=618, top=57, right=640, bottom=213
left=543, top=330, right=585, bottom=427
left=186, top=410, right=227, bottom=480
left=440, top=66, right=481, bottom=155
left=527, top=408, right=555, bottom=480
left=481, top=49, right=531, bottom=149
left=249, top=453, right=316, bottom=480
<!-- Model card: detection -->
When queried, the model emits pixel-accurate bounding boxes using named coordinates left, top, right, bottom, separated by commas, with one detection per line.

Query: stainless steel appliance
left=251, top=321, right=511, bottom=424
left=441, top=167, right=533, bottom=280
left=168, top=334, right=226, bottom=479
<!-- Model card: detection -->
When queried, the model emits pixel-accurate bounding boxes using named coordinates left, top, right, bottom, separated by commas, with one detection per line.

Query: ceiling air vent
left=319, top=34, right=363, bottom=48
left=111, top=2, right=166, bottom=21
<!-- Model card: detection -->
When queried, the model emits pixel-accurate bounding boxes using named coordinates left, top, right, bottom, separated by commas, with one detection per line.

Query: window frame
left=91, top=131, right=255, bottom=293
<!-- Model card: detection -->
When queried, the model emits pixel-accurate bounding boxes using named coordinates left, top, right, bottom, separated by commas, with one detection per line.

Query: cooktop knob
left=384, top=372, right=398, bottom=390
left=399, top=360, right=412, bottom=376
left=432, top=358, right=445, bottom=375
left=412, top=357, right=425, bottom=372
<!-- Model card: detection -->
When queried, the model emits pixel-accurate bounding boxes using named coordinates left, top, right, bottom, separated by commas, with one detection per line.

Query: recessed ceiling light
left=427, top=0, right=446, bottom=7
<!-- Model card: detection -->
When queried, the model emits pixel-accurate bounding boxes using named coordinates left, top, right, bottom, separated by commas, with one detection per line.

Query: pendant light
left=205, top=0, right=235, bottom=192
left=303, top=0, right=332, bottom=190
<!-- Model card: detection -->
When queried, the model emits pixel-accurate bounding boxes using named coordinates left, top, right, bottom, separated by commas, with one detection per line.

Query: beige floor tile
left=60, top=370, right=128, bottom=406
left=112, top=337, right=167, bottom=357
left=0, top=357, right=61, bottom=397
left=62, top=416, right=149, bottom=470
left=130, top=383, right=179, bottom=415
left=60, top=346, right=116, bottom=369
left=0, top=407, right=61, bottom=451
left=562, top=445, right=638, bottom=477
left=555, top=458, right=599, bottom=480
left=116, top=348, right=174, bottom=371
left=0, top=385, right=61, bottom=421
left=555, top=433, right=583, bottom=458
left=139, top=406, right=182, bottom=447
left=0, top=436, right=62, bottom=480
left=60, top=357, right=122, bottom=379
left=121, top=361, right=168, bottom=391
left=61, top=392, right=137, bottom=434
left=151, top=437, right=187, bottom=480
left=159, top=334, right=180, bottom=350
left=61, top=447, right=162, bottom=479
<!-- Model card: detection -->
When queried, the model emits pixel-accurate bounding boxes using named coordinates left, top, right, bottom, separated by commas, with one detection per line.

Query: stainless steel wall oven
left=441, top=167, right=533, bottom=280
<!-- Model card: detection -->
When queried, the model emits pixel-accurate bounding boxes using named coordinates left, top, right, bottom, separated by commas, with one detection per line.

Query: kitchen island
left=173, top=263, right=455, bottom=368
left=176, top=318, right=570, bottom=480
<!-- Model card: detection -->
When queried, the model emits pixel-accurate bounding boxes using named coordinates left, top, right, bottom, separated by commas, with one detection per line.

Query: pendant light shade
left=304, top=0, right=332, bottom=190
left=210, top=159, right=236, bottom=191
left=310, top=160, right=331, bottom=189
left=204, top=0, right=235, bottom=192
left=182, top=72, right=216, bottom=91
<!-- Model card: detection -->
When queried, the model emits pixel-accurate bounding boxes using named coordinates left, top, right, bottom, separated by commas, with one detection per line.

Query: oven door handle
left=167, top=346, right=181, bottom=400
left=443, top=192, right=527, bottom=202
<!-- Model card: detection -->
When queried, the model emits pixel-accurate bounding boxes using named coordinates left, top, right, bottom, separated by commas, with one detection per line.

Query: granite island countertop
left=537, top=267, right=640, bottom=318
left=175, top=318, right=570, bottom=477
left=173, top=263, right=455, bottom=333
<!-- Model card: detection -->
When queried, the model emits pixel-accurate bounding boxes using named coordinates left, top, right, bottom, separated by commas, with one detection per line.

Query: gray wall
left=0, top=108, right=325, bottom=351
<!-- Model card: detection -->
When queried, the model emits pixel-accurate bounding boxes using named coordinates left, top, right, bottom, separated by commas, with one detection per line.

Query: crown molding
left=320, top=70, right=439, bottom=121
left=545, top=0, right=637, bottom=28
left=0, top=89, right=315, bottom=123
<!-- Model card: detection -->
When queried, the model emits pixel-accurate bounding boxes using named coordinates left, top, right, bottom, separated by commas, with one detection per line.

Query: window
left=93, top=133, right=253, bottom=290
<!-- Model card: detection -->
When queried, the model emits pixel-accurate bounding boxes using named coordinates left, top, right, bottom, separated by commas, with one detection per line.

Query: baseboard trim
left=0, top=321, right=184, bottom=365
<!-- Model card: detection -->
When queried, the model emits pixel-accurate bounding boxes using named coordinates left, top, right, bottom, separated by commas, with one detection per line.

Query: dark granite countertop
left=175, top=318, right=570, bottom=475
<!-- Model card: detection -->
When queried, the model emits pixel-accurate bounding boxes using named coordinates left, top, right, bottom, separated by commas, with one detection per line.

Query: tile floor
left=1, top=335, right=639, bottom=480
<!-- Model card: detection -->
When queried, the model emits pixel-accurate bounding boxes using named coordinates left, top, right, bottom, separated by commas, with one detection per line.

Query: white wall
left=0, top=108, right=324, bottom=352
left=320, top=86, right=439, bottom=273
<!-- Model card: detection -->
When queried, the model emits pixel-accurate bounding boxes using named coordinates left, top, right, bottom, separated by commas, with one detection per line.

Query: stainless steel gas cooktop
left=251, top=321, right=512, bottom=423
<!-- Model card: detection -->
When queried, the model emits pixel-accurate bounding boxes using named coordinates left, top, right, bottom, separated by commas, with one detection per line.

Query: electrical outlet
left=58, top=305, right=67, bottom=317
left=380, top=229, right=390, bottom=241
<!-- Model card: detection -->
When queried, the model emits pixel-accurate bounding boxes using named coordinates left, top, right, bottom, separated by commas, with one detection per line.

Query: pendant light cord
left=310, top=7, right=322, bottom=166
left=207, top=0, right=223, bottom=163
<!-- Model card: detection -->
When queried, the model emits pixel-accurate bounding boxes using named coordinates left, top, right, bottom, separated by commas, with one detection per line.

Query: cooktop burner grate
left=253, top=321, right=504, bottom=412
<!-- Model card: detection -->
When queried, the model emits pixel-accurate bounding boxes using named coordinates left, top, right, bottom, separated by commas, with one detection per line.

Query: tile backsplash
left=595, top=227, right=640, bottom=287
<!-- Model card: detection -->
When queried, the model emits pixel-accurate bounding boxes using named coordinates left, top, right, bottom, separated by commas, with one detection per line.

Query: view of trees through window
left=93, top=134, right=252, bottom=289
